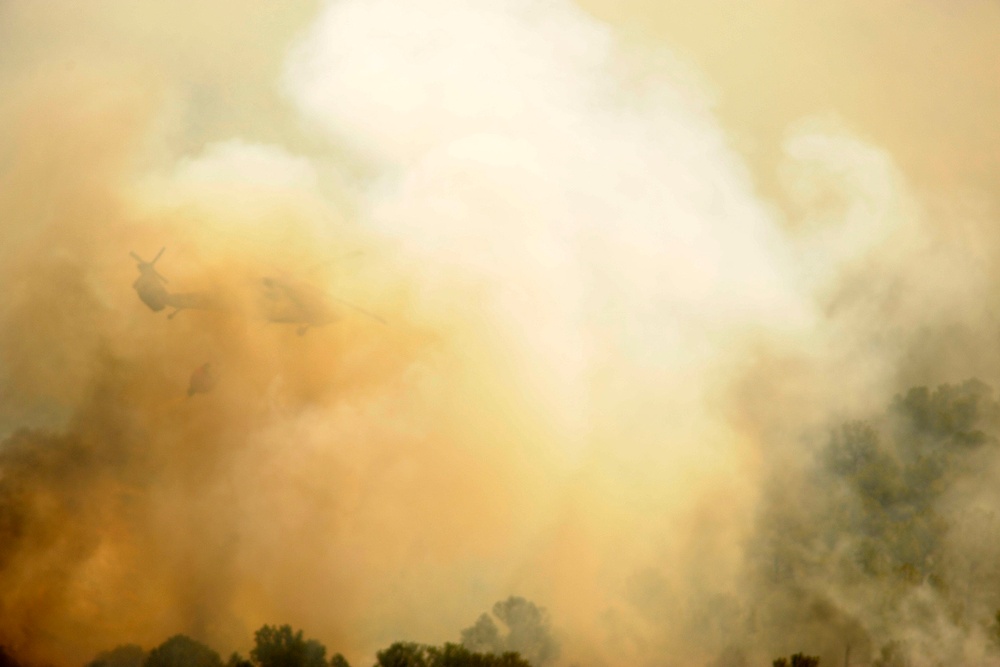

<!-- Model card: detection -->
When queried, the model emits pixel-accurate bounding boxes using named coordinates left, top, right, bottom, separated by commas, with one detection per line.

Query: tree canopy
left=751, top=379, right=1000, bottom=665
left=772, top=654, right=819, bottom=667
left=87, top=644, right=147, bottom=667
left=251, top=625, right=328, bottom=667
left=460, top=597, right=559, bottom=667
left=376, top=641, right=531, bottom=667
left=144, top=635, right=223, bottom=667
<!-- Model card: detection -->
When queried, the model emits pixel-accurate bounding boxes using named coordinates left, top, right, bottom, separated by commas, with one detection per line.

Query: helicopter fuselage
left=133, top=269, right=170, bottom=312
left=259, top=277, right=339, bottom=329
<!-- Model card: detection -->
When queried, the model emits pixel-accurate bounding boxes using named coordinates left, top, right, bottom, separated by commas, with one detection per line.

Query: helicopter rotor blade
left=131, top=250, right=169, bottom=282
left=330, top=296, right=387, bottom=325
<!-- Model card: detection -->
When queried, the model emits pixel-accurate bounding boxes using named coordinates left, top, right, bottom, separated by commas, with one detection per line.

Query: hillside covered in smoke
left=2, top=1, right=1000, bottom=667
left=741, top=380, right=1000, bottom=665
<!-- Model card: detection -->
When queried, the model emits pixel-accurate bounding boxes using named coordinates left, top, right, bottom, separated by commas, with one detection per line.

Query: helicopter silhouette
left=130, top=248, right=223, bottom=319
left=131, top=247, right=386, bottom=334
left=259, top=272, right=387, bottom=335
left=131, top=247, right=171, bottom=311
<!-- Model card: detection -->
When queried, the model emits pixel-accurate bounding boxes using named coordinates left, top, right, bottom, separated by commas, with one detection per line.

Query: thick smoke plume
left=1, top=1, right=1000, bottom=667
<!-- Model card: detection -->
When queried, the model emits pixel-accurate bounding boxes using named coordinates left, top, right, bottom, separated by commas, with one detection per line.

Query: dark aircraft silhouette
left=131, top=248, right=222, bottom=319
left=130, top=247, right=171, bottom=311
left=131, top=247, right=386, bottom=333
left=259, top=273, right=387, bottom=335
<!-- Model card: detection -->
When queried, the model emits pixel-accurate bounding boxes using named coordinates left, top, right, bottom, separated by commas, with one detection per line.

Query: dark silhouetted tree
left=461, top=615, right=502, bottom=656
left=88, top=644, right=147, bottom=667
left=428, top=644, right=482, bottom=667
left=460, top=597, right=558, bottom=667
left=251, top=625, right=327, bottom=667
left=489, top=655, right=531, bottom=667
left=772, top=654, right=819, bottom=667
left=427, top=643, right=531, bottom=667
left=144, top=635, right=223, bottom=667
left=374, top=642, right=530, bottom=667
left=330, top=653, right=351, bottom=667
left=375, top=642, right=428, bottom=667
left=227, top=653, right=253, bottom=667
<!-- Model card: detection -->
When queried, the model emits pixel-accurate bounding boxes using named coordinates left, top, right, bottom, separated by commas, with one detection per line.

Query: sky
left=1, top=1, right=999, bottom=666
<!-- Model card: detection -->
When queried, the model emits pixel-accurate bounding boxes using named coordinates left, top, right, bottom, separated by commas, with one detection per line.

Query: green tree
left=427, top=643, right=481, bottom=667
left=144, top=636, right=223, bottom=667
left=252, top=625, right=327, bottom=667
left=374, top=642, right=428, bottom=667
left=330, top=654, right=351, bottom=667
left=87, top=644, right=147, bottom=667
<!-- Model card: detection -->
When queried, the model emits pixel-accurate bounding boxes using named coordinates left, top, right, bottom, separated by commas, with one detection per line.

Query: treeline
left=0, top=597, right=557, bottom=667
left=83, top=625, right=535, bottom=667
left=0, top=626, right=536, bottom=667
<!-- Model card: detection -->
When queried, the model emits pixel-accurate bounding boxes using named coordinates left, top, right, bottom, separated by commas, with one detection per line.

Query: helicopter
left=131, top=247, right=171, bottom=312
left=131, top=247, right=386, bottom=333
left=130, top=247, right=224, bottom=319
left=259, top=272, right=387, bottom=335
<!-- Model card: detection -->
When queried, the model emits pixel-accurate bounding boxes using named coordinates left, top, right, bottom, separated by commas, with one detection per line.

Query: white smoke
left=281, top=0, right=829, bottom=461
left=277, top=1, right=923, bottom=662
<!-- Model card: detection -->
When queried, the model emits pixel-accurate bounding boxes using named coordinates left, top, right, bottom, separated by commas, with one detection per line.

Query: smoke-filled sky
left=1, top=1, right=999, bottom=666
